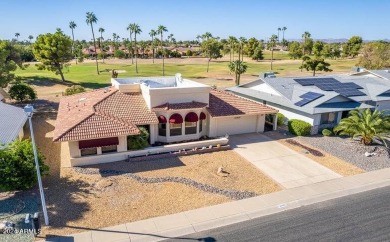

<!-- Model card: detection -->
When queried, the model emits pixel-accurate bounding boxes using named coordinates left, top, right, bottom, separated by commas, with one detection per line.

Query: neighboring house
left=53, top=74, right=277, bottom=164
left=0, top=102, right=27, bottom=147
left=227, top=72, right=390, bottom=134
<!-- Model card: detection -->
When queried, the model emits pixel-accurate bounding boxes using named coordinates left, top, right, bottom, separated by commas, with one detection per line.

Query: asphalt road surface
left=165, top=186, right=390, bottom=242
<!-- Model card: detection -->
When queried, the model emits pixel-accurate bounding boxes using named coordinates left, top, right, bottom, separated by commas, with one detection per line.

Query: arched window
left=169, top=113, right=183, bottom=136
left=185, top=112, right=198, bottom=134
left=158, top=115, right=167, bottom=136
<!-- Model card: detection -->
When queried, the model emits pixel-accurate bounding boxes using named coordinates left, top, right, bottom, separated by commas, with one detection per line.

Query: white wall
left=69, top=141, right=80, bottom=158
left=70, top=137, right=229, bottom=166
left=268, top=104, right=316, bottom=125
left=143, top=86, right=210, bottom=109
left=208, top=115, right=263, bottom=137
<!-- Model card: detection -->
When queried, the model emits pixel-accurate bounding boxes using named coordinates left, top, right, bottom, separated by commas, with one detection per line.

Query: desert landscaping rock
left=298, top=135, right=390, bottom=171
left=74, top=167, right=257, bottom=200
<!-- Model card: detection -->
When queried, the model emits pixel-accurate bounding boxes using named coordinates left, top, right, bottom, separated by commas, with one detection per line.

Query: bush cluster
left=64, top=85, right=86, bottom=96
left=277, top=113, right=285, bottom=125
left=321, top=128, right=333, bottom=136
left=9, top=82, right=37, bottom=102
left=287, top=119, right=312, bottom=136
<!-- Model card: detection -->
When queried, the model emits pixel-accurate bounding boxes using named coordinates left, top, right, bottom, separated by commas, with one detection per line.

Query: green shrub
left=114, top=50, right=126, bottom=59
left=9, top=82, right=37, bottom=102
left=64, top=85, right=86, bottom=96
left=277, top=113, right=285, bottom=125
left=321, top=128, right=333, bottom=136
left=186, top=50, right=193, bottom=56
left=127, top=127, right=149, bottom=150
left=0, top=139, right=49, bottom=191
left=288, top=119, right=312, bottom=136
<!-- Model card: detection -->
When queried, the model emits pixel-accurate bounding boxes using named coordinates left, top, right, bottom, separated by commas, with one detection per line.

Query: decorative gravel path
left=298, top=135, right=390, bottom=171
left=73, top=167, right=258, bottom=200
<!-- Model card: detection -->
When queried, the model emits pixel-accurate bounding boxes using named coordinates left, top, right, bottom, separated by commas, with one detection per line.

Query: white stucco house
left=53, top=74, right=278, bottom=165
left=228, top=70, right=390, bottom=134
left=0, top=102, right=27, bottom=148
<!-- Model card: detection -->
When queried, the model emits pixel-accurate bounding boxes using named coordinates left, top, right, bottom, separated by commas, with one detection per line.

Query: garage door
left=216, top=115, right=257, bottom=136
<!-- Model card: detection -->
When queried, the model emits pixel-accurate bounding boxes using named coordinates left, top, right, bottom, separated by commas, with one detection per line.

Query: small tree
left=252, top=47, right=264, bottom=61
left=0, top=139, right=49, bottom=191
left=201, top=38, right=223, bottom=72
left=288, top=41, right=303, bottom=59
left=228, top=60, right=248, bottom=86
left=9, top=82, right=37, bottom=102
left=33, top=31, right=73, bottom=81
left=114, top=50, right=126, bottom=59
left=64, top=85, right=85, bottom=96
left=343, top=36, right=363, bottom=58
left=0, top=40, right=24, bottom=87
left=300, top=55, right=332, bottom=76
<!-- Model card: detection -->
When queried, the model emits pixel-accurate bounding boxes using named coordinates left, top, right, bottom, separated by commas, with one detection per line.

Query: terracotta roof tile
left=59, top=113, right=140, bottom=141
left=95, top=92, right=158, bottom=125
left=152, top=101, right=208, bottom=111
left=207, top=89, right=277, bottom=117
left=53, top=88, right=157, bottom=142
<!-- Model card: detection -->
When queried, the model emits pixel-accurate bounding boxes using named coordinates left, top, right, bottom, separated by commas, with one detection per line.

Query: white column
left=273, top=114, right=278, bottom=131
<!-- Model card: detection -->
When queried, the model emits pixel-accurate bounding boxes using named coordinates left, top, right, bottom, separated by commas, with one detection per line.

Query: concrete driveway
left=229, top=133, right=341, bottom=189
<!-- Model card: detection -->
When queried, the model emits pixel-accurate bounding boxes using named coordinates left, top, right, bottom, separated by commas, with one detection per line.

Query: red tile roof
left=152, top=101, right=208, bottom=111
left=53, top=88, right=157, bottom=142
left=207, top=89, right=278, bottom=117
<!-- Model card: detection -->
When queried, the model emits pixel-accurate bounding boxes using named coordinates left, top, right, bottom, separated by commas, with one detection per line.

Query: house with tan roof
left=53, top=74, right=278, bottom=165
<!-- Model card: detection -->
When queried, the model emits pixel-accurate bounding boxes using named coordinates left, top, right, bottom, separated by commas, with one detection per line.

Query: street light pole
left=24, top=104, right=49, bottom=226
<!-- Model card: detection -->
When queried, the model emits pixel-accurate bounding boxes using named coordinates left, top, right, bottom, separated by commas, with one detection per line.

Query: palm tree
left=167, top=34, right=174, bottom=45
left=149, top=29, right=157, bottom=63
left=202, top=32, right=213, bottom=40
left=277, top=27, right=281, bottom=42
left=238, top=37, right=247, bottom=61
left=301, top=31, right=311, bottom=72
left=157, top=25, right=168, bottom=76
left=98, top=27, right=105, bottom=63
left=130, top=23, right=142, bottom=73
left=228, top=60, right=248, bottom=86
left=228, top=36, right=238, bottom=62
left=86, top=12, right=99, bottom=75
left=15, top=33, right=20, bottom=40
left=334, top=109, right=390, bottom=146
left=269, top=34, right=278, bottom=70
left=28, top=35, right=34, bottom=44
left=127, top=24, right=134, bottom=64
left=282, top=27, right=287, bottom=46
left=69, top=21, right=77, bottom=64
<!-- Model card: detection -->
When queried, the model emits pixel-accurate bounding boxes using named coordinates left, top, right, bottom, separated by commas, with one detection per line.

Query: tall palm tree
left=301, top=31, right=311, bottom=72
left=130, top=23, right=142, bottom=73
left=127, top=24, right=134, bottom=64
left=269, top=34, right=278, bottom=70
left=277, top=27, right=281, bottom=42
left=282, top=26, right=287, bottom=46
left=334, top=109, right=390, bottom=146
left=157, top=25, right=168, bottom=76
left=202, top=32, right=213, bottom=40
left=28, top=35, right=34, bottom=44
left=15, top=33, right=20, bottom=40
left=168, top=34, right=174, bottom=45
left=149, top=29, right=157, bottom=63
left=228, top=36, right=238, bottom=61
left=86, top=12, right=99, bottom=75
left=98, top=27, right=105, bottom=63
left=238, top=37, right=247, bottom=61
left=69, top=21, right=77, bottom=64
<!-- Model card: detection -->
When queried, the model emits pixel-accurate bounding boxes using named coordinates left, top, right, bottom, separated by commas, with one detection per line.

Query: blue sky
left=1, top=0, right=389, bottom=41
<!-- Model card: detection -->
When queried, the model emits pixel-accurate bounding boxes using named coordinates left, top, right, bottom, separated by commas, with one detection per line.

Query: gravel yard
left=298, top=135, right=390, bottom=171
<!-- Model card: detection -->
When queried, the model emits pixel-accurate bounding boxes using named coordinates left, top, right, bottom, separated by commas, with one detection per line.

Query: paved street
left=165, top=186, right=390, bottom=242
left=229, top=133, right=341, bottom=188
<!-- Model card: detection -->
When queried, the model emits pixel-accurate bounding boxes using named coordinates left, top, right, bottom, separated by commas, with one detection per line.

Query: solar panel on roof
left=294, top=99, right=312, bottom=107
left=299, top=92, right=324, bottom=99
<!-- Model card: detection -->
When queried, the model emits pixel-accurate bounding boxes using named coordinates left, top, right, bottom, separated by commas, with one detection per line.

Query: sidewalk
left=42, top=168, right=390, bottom=242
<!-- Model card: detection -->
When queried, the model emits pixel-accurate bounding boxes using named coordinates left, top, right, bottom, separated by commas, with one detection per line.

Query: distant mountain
left=287, top=38, right=348, bottom=43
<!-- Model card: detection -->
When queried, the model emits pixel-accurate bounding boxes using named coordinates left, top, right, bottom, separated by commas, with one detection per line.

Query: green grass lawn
left=14, top=57, right=358, bottom=89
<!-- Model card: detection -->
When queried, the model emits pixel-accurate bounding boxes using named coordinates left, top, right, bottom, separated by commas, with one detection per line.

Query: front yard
left=2, top=113, right=280, bottom=239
